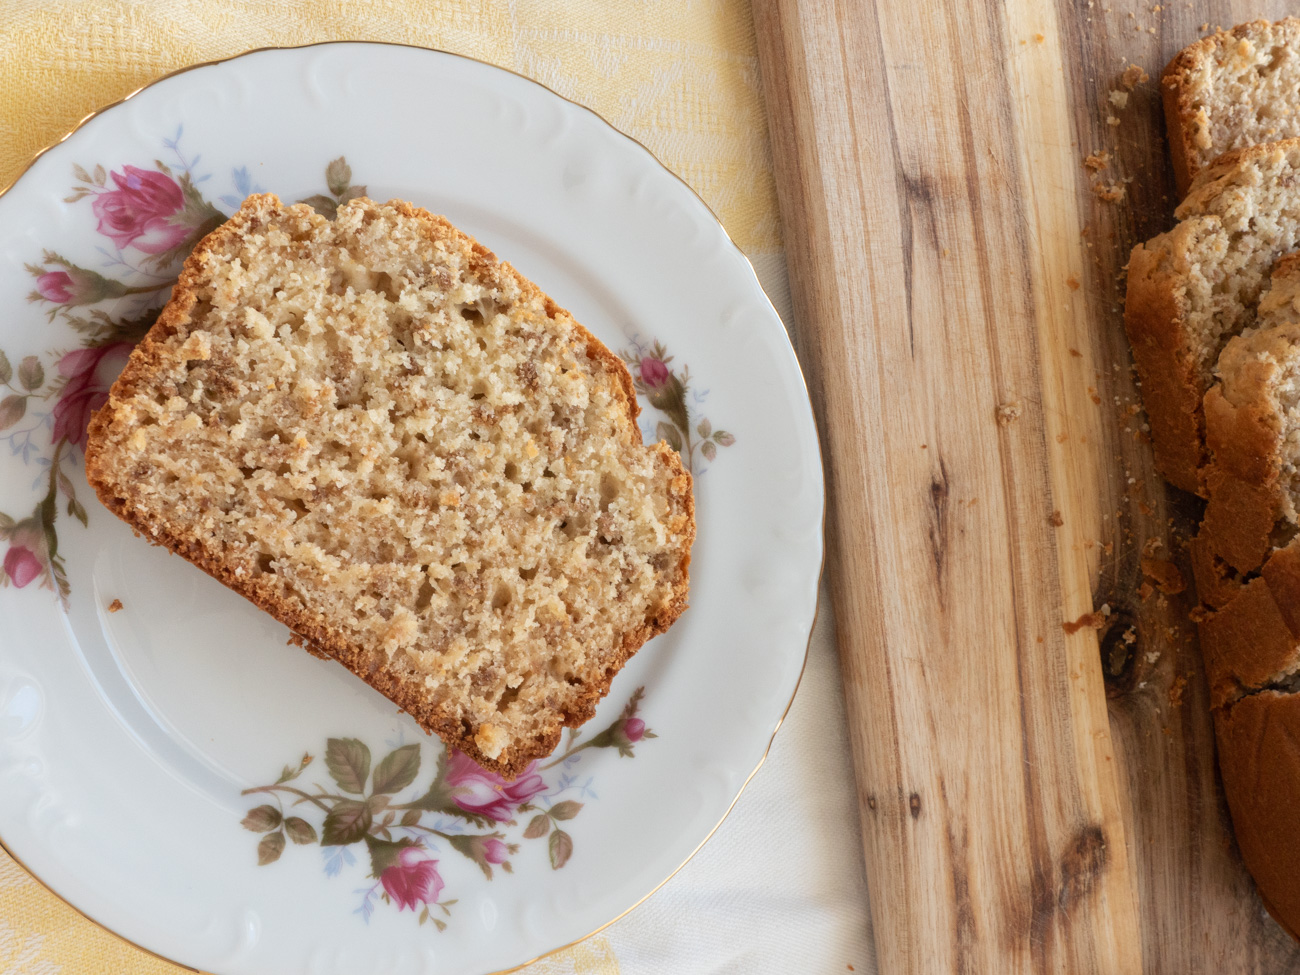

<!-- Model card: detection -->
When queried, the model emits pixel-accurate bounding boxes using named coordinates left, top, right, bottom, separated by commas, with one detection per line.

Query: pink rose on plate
left=52, top=342, right=132, bottom=449
left=380, top=846, right=444, bottom=912
left=3, top=544, right=43, bottom=588
left=445, top=751, right=545, bottom=823
left=92, top=165, right=188, bottom=254
left=623, top=717, right=646, bottom=743
left=3, top=522, right=47, bottom=589
left=33, top=265, right=129, bottom=307
left=36, top=272, right=74, bottom=303
left=482, top=836, right=509, bottom=865
left=639, top=356, right=671, bottom=390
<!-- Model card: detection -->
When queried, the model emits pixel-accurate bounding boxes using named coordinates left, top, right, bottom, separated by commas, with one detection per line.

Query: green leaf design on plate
left=298, top=194, right=338, bottom=220
left=283, top=817, right=317, bottom=845
left=523, top=814, right=550, bottom=839
left=337, top=185, right=367, bottom=205
left=258, top=832, right=285, bottom=865
left=325, top=157, right=352, bottom=199
left=371, top=744, right=420, bottom=795
left=656, top=420, right=681, bottom=453
left=400, top=809, right=421, bottom=827
left=714, top=431, right=736, bottom=447
left=322, top=798, right=372, bottom=846
left=548, top=800, right=583, bottom=822
left=0, top=395, right=27, bottom=432
left=696, top=417, right=711, bottom=438
left=0, top=350, right=11, bottom=385
left=701, top=441, right=717, bottom=462
left=548, top=828, right=573, bottom=870
left=241, top=805, right=282, bottom=832
left=325, top=737, right=371, bottom=795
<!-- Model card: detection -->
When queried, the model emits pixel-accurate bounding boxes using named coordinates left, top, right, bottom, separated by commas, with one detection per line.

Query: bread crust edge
left=1123, top=239, right=1206, bottom=494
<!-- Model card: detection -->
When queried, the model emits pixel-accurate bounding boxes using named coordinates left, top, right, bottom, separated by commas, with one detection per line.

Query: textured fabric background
left=0, top=2, right=874, bottom=972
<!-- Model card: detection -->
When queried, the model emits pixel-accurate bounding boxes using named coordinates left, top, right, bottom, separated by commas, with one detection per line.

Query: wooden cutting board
left=752, top=0, right=1300, bottom=971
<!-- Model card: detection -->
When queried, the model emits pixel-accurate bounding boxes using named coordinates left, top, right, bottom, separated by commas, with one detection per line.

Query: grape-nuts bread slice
left=1163, top=18, right=1300, bottom=197
left=1125, top=138, right=1300, bottom=494
left=85, top=194, right=695, bottom=777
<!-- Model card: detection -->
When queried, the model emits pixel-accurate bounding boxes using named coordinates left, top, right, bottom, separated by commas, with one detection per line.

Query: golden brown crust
left=1215, top=691, right=1300, bottom=940
left=1160, top=32, right=1216, bottom=198
left=85, top=194, right=694, bottom=779
left=1123, top=239, right=1206, bottom=494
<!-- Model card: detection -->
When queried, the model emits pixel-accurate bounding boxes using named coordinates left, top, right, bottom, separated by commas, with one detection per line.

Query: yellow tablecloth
left=0, top=3, right=875, bottom=973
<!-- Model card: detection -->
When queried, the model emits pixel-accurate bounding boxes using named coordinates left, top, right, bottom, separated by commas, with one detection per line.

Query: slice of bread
left=84, top=195, right=695, bottom=777
left=1163, top=19, right=1300, bottom=196
left=1202, top=254, right=1300, bottom=571
left=1125, top=138, right=1300, bottom=494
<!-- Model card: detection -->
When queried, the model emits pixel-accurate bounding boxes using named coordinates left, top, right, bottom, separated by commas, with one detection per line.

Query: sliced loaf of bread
left=84, top=195, right=695, bottom=777
left=1125, top=138, right=1300, bottom=494
left=1164, top=19, right=1300, bottom=196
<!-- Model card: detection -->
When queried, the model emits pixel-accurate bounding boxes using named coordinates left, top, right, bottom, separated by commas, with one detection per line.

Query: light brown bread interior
left=84, top=194, right=695, bottom=777
left=1164, top=19, right=1300, bottom=196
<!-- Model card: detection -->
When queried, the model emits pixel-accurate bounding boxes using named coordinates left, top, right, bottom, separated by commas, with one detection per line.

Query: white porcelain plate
left=0, top=44, right=823, bottom=975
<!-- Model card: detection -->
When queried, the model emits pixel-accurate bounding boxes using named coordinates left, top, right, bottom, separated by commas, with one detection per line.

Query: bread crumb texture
left=85, top=195, right=695, bottom=777
left=1121, top=63, right=1150, bottom=89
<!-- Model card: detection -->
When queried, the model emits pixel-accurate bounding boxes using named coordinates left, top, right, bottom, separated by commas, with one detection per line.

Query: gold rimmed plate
left=0, top=44, right=823, bottom=975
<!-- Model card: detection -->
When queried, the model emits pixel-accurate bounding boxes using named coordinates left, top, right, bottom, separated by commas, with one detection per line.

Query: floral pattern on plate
left=240, top=688, right=655, bottom=930
left=2, top=148, right=369, bottom=598
left=620, top=338, right=735, bottom=474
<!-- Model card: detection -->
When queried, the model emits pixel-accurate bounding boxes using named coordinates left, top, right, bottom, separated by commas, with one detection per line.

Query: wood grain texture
left=752, top=0, right=1300, bottom=971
